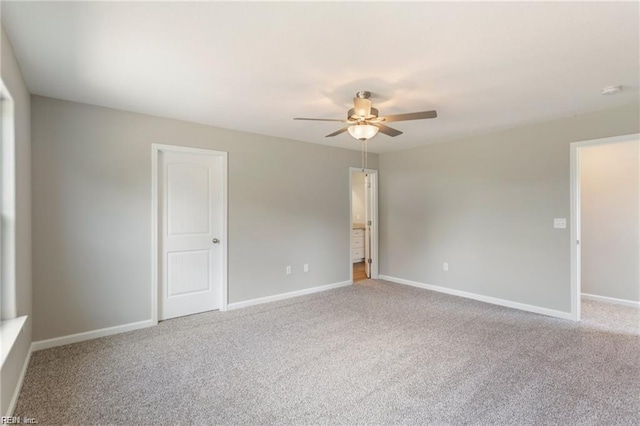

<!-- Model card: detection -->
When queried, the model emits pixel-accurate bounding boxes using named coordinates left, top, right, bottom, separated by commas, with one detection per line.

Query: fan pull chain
left=360, top=139, right=369, bottom=172
left=365, top=140, right=368, bottom=171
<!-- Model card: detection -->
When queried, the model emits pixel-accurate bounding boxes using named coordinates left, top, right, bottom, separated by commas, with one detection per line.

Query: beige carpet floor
left=15, top=280, right=640, bottom=425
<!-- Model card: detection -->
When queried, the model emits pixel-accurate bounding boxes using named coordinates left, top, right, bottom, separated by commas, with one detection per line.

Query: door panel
left=167, top=164, right=211, bottom=235
left=167, top=250, right=211, bottom=296
left=160, top=150, right=223, bottom=320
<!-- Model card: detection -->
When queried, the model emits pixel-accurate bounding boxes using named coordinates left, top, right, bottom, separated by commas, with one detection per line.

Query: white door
left=364, top=173, right=371, bottom=278
left=159, top=150, right=224, bottom=320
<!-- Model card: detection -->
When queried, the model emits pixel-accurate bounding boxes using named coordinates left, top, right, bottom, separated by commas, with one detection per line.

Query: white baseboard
left=379, top=275, right=573, bottom=320
left=582, top=293, right=640, bottom=308
left=7, top=344, right=32, bottom=416
left=227, top=280, right=352, bottom=310
left=31, top=319, right=155, bottom=352
left=31, top=280, right=354, bottom=350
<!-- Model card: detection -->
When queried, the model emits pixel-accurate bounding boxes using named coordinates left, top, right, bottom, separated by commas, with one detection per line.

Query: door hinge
left=577, top=240, right=580, bottom=245
left=367, top=220, right=372, bottom=226
left=368, top=258, right=372, bottom=264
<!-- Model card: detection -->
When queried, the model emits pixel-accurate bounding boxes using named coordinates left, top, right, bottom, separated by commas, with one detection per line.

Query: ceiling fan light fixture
left=293, top=90, right=437, bottom=140
left=348, top=123, right=379, bottom=141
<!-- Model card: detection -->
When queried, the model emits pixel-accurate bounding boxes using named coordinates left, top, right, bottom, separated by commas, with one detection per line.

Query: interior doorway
left=350, top=167, right=378, bottom=283
left=151, top=144, right=228, bottom=323
left=570, top=133, right=640, bottom=321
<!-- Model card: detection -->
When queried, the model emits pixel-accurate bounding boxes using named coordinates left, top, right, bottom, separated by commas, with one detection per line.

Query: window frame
left=1, top=78, right=17, bottom=321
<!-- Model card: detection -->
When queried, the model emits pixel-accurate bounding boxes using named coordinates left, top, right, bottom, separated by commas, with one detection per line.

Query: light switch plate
left=554, top=218, right=567, bottom=229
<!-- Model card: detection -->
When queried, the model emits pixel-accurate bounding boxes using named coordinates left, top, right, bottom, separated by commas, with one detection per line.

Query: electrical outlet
left=304, top=264, right=309, bottom=272
left=554, top=218, right=567, bottom=229
left=286, top=266, right=292, bottom=275
left=443, top=262, right=449, bottom=271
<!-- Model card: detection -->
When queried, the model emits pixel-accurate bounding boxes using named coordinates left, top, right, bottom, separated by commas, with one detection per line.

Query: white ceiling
left=2, top=1, right=639, bottom=153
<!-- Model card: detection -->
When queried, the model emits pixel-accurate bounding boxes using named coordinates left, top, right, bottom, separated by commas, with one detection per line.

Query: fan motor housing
left=348, top=107, right=379, bottom=122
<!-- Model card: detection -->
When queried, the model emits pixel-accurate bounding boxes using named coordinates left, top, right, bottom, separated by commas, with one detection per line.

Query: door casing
left=349, top=167, right=379, bottom=282
left=569, top=132, right=640, bottom=321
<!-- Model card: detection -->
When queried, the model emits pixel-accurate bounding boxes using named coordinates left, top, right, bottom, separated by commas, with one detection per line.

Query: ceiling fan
left=294, top=91, right=437, bottom=141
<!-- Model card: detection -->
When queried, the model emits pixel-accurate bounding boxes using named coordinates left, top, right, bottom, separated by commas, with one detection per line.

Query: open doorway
left=570, top=133, right=640, bottom=327
left=350, top=168, right=378, bottom=283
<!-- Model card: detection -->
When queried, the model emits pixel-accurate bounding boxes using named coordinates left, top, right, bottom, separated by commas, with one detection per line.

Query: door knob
left=212, top=238, right=220, bottom=244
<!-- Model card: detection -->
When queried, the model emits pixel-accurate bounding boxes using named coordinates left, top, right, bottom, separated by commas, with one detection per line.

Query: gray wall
left=379, top=103, right=640, bottom=313
left=0, top=26, right=32, bottom=415
left=580, top=140, right=639, bottom=301
left=31, top=95, right=377, bottom=341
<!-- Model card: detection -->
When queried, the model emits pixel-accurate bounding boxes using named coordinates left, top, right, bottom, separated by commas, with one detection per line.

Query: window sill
left=1, top=315, right=27, bottom=368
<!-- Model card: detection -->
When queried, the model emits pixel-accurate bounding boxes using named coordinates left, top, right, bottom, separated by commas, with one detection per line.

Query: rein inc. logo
left=1, top=417, right=37, bottom=424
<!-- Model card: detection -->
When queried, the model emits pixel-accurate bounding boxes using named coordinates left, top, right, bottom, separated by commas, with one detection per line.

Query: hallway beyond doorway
left=353, top=261, right=367, bottom=283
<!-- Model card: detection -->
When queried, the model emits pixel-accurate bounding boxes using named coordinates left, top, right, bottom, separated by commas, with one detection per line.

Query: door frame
left=569, top=132, right=639, bottom=321
left=349, top=167, right=379, bottom=282
left=151, top=143, right=228, bottom=324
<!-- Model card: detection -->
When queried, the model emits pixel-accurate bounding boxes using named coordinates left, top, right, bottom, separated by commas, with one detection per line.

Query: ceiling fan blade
left=294, top=117, right=345, bottom=122
left=379, top=110, right=437, bottom=122
left=375, top=123, right=403, bottom=137
left=325, top=127, right=349, bottom=137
